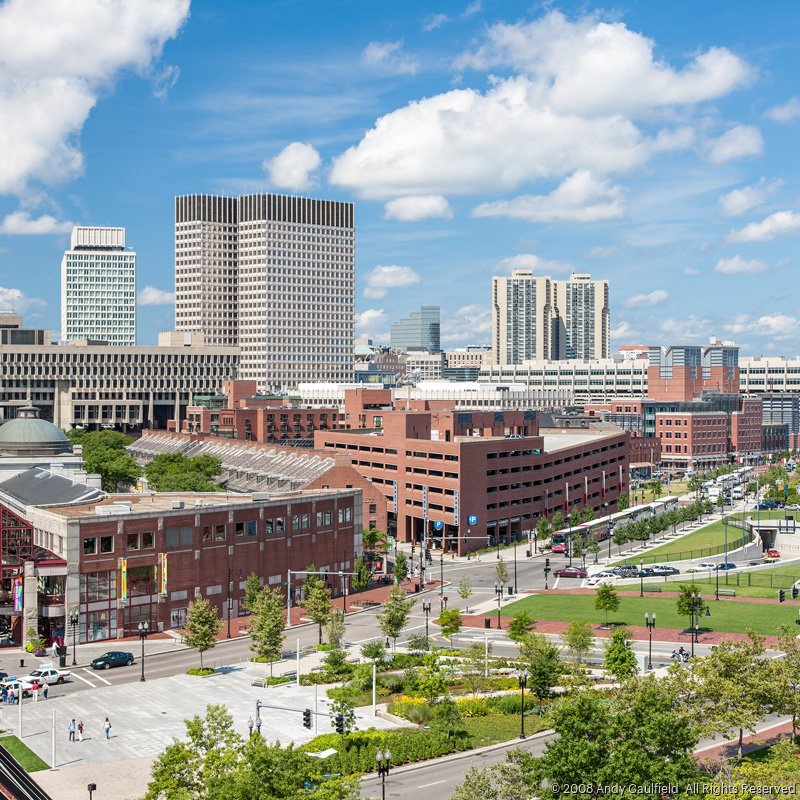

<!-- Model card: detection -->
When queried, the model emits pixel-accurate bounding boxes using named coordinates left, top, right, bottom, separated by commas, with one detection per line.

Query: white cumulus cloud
left=706, top=125, right=764, bottom=164
left=138, top=286, right=175, bottom=305
left=714, top=256, right=766, bottom=275
left=496, top=254, right=573, bottom=274
left=0, top=286, right=45, bottom=313
left=624, top=290, right=668, bottom=308
left=332, top=12, right=750, bottom=201
left=384, top=195, right=453, bottom=221
left=0, top=211, right=73, bottom=234
left=765, top=98, right=800, bottom=123
left=659, top=316, right=713, bottom=341
left=265, top=142, right=322, bottom=191
left=724, top=314, right=800, bottom=341
left=356, top=308, right=389, bottom=340
left=473, top=171, right=626, bottom=223
left=718, top=179, right=781, bottom=217
left=727, top=211, right=800, bottom=243
left=362, top=40, right=419, bottom=76
left=363, top=265, right=421, bottom=299
left=441, top=304, right=492, bottom=346
left=0, top=0, right=190, bottom=197
left=610, top=321, right=637, bottom=341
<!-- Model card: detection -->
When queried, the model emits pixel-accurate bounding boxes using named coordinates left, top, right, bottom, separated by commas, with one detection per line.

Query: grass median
left=0, top=736, right=48, bottom=772
left=501, top=592, right=800, bottom=636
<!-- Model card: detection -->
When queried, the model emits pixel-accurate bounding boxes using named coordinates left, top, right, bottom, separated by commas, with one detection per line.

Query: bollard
left=484, top=618, right=491, bottom=629
left=19, top=659, right=24, bottom=669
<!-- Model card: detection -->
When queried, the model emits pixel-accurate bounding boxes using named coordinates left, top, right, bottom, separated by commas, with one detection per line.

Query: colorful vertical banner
left=564, top=482, right=569, bottom=514
left=584, top=476, right=588, bottom=506
left=161, top=553, right=168, bottom=597
left=11, top=577, right=22, bottom=612
left=453, top=489, right=459, bottom=526
left=602, top=470, right=606, bottom=500
left=120, top=558, right=128, bottom=604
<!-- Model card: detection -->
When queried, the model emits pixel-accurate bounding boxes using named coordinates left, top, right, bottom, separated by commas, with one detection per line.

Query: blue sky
left=1, top=0, right=800, bottom=355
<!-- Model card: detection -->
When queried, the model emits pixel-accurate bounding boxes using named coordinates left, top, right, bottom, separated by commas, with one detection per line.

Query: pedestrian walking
left=68, top=719, right=76, bottom=742
left=50, top=640, right=58, bottom=659
left=31, top=681, right=39, bottom=702
left=103, top=717, right=111, bottom=739
left=1, top=686, right=7, bottom=704
left=77, top=721, right=84, bottom=742
left=42, top=683, right=48, bottom=701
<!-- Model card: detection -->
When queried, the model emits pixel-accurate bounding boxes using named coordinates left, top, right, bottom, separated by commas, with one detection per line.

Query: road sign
left=433, top=520, right=444, bottom=531
left=468, top=515, right=478, bottom=525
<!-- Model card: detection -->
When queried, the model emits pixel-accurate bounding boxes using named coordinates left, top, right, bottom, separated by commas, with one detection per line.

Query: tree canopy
left=144, top=452, right=223, bottom=492
left=67, top=428, right=141, bottom=491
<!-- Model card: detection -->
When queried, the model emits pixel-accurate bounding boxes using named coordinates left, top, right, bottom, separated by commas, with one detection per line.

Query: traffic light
left=303, top=708, right=312, bottom=729
left=794, top=587, right=799, bottom=600
left=779, top=589, right=786, bottom=603
left=334, top=713, right=344, bottom=735
left=545, top=558, right=551, bottom=569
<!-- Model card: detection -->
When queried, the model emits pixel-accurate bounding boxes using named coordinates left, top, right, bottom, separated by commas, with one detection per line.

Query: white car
left=686, top=562, right=717, bottom=573
left=586, top=571, right=618, bottom=586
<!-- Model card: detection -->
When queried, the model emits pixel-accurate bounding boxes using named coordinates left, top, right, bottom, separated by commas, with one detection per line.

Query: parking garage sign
left=468, top=515, right=478, bottom=526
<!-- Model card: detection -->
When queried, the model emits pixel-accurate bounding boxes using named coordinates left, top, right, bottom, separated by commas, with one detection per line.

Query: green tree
left=242, top=572, right=261, bottom=614
left=360, top=639, right=386, bottom=664
left=462, top=641, right=491, bottom=695
left=329, top=698, right=356, bottom=735
left=144, top=704, right=244, bottom=800
left=451, top=750, right=538, bottom=800
left=585, top=536, right=601, bottom=564
left=519, top=633, right=561, bottom=714
left=436, top=608, right=462, bottom=648
left=144, top=452, right=223, bottom=492
left=326, top=609, right=346, bottom=649
left=650, top=478, right=663, bottom=500
left=688, top=475, right=703, bottom=500
left=604, top=627, right=638, bottom=682
left=617, top=492, right=630, bottom=511
left=392, top=551, right=408, bottom=584
left=351, top=555, right=371, bottom=596
left=727, top=737, right=800, bottom=796
left=594, top=584, right=620, bottom=627
left=495, top=557, right=509, bottom=588
left=457, top=574, right=473, bottom=612
left=561, top=620, right=593, bottom=665
left=302, top=581, right=332, bottom=644
left=550, top=510, right=564, bottom=533
left=376, top=585, right=414, bottom=652
left=675, top=584, right=707, bottom=635
left=535, top=517, right=550, bottom=549
left=183, top=597, right=223, bottom=670
left=581, top=506, right=595, bottom=523
left=508, top=611, right=534, bottom=642
left=766, top=624, right=800, bottom=739
left=323, top=644, right=349, bottom=675
left=249, top=586, right=286, bottom=678
left=569, top=508, right=581, bottom=529
left=362, top=528, right=386, bottom=565
left=431, top=698, right=466, bottom=740
left=418, top=648, right=451, bottom=702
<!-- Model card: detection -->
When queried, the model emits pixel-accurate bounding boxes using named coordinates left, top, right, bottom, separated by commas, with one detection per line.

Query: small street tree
left=361, top=638, right=386, bottom=664
left=569, top=508, right=581, bottom=529
left=617, top=492, right=630, bottom=511
left=675, top=584, right=708, bottom=635
left=249, top=586, right=286, bottom=678
left=594, top=584, right=620, bottom=627
left=551, top=510, right=565, bottom=533
left=586, top=537, right=601, bottom=564
left=604, top=627, right=638, bottom=682
left=508, top=611, right=534, bottom=642
left=183, top=597, right=223, bottom=670
left=458, top=574, right=473, bottom=612
left=302, top=581, right=332, bottom=644
left=561, top=620, right=594, bottom=665
left=418, top=647, right=451, bottom=702
left=650, top=478, right=663, bottom=500
left=436, top=608, right=462, bottom=648
left=242, top=572, right=261, bottom=614
left=351, top=555, right=371, bottom=597
left=519, top=632, right=561, bottom=714
left=329, top=698, right=357, bottom=736
left=326, top=609, right=346, bottom=649
left=463, top=641, right=491, bottom=695
left=581, top=507, right=595, bottom=523
left=392, top=551, right=409, bottom=585
left=535, top=517, right=550, bottom=549
left=495, top=557, right=509, bottom=588
left=377, top=585, right=415, bottom=652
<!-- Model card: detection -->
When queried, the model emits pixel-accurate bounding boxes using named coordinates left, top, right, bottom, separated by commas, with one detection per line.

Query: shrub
left=186, top=667, right=216, bottom=677
left=455, top=697, right=491, bottom=717
left=490, top=691, right=537, bottom=715
left=378, top=674, right=404, bottom=693
left=388, top=698, right=436, bottom=724
left=265, top=676, right=291, bottom=686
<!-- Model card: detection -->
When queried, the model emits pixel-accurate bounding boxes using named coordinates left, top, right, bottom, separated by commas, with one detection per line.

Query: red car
left=767, top=549, right=781, bottom=558
left=554, top=566, right=588, bottom=578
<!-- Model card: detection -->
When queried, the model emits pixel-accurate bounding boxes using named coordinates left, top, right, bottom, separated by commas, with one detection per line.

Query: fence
left=618, top=529, right=755, bottom=566
left=680, top=569, right=800, bottom=590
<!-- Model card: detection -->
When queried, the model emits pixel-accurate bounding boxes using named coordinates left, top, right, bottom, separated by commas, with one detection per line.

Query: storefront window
left=82, top=609, right=117, bottom=642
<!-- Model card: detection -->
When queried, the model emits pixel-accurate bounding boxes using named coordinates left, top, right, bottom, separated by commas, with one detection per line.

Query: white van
left=732, top=487, right=743, bottom=500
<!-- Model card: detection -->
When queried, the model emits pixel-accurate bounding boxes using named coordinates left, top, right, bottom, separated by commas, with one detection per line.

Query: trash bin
left=57, top=645, right=67, bottom=657
left=507, top=585, right=514, bottom=596
left=484, top=618, right=491, bottom=629
left=414, top=583, right=420, bottom=593
left=59, top=654, right=67, bottom=669
left=526, top=550, right=531, bottom=558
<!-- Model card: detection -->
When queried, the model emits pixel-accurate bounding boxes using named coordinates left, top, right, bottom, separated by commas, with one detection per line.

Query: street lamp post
left=608, top=523, right=614, bottom=559
left=644, top=612, right=656, bottom=671
left=422, top=600, right=431, bottom=648
left=639, top=559, right=644, bottom=598
left=495, top=585, right=502, bottom=629
left=513, top=533, right=517, bottom=595
left=516, top=668, right=529, bottom=739
left=88, top=784, right=97, bottom=800
left=376, top=749, right=392, bottom=800
left=137, top=621, right=149, bottom=682
left=440, top=551, right=444, bottom=600
left=544, top=559, right=550, bottom=590
left=248, top=716, right=254, bottom=737
left=68, top=610, right=78, bottom=667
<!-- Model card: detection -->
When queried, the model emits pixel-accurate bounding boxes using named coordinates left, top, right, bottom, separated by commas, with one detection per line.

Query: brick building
left=656, top=412, right=727, bottom=471
left=647, top=342, right=739, bottom=401
left=0, top=467, right=362, bottom=644
left=313, top=408, right=628, bottom=555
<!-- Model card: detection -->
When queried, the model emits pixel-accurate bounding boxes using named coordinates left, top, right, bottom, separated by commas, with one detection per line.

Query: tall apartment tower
left=175, top=194, right=355, bottom=390
left=491, top=270, right=553, bottom=364
left=61, top=226, right=136, bottom=346
left=390, top=306, right=441, bottom=352
left=553, top=273, right=610, bottom=360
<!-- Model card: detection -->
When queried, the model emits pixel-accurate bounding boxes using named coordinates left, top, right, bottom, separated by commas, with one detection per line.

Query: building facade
left=492, top=270, right=553, bottom=365
left=175, top=193, right=355, bottom=391
left=552, top=273, right=610, bottom=360
left=648, top=342, right=739, bottom=401
left=61, top=227, right=136, bottom=346
left=390, top=306, right=440, bottom=353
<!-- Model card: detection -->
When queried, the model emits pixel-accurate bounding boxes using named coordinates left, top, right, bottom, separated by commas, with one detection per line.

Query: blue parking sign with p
left=433, top=520, right=444, bottom=530
left=468, top=515, right=478, bottom=525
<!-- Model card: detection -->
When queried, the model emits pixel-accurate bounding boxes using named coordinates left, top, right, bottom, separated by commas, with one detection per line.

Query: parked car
left=586, top=571, right=617, bottom=586
left=553, top=566, right=588, bottom=578
left=785, top=504, right=800, bottom=511
left=716, top=562, right=738, bottom=571
left=90, top=651, right=134, bottom=670
left=687, top=562, right=717, bottom=573
left=756, top=501, right=779, bottom=510
left=1, top=679, right=32, bottom=699
left=611, top=565, right=639, bottom=578
left=651, top=565, right=681, bottom=576
left=19, top=667, right=69, bottom=685
left=636, top=567, right=658, bottom=578
left=767, top=549, right=781, bottom=558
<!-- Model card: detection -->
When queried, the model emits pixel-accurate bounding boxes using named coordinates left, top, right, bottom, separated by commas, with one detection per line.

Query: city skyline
left=0, top=1, right=799, bottom=355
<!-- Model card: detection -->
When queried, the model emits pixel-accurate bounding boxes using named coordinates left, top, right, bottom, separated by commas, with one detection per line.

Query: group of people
left=67, top=717, right=111, bottom=742
left=0, top=681, right=47, bottom=703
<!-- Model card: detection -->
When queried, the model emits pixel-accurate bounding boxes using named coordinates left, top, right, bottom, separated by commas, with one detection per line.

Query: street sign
left=433, top=520, right=444, bottom=531
left=468, top=515, right=478, bottom=525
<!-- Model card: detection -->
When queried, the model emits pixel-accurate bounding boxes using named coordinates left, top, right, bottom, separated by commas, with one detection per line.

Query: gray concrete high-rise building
left=552, top=273, right=610, bottom=360
left=175, top=194, right=355, bottom=390
left=61, top=226, right=136, bottom=346
left=390, top=305, right=440, bottom=352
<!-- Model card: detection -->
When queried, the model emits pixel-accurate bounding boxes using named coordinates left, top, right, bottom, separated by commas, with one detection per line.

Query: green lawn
left=462, top=713, right=548, bottom=746
left=0, top=736, right=49, bottom=772
left=501, top=593, right=800, bottom=635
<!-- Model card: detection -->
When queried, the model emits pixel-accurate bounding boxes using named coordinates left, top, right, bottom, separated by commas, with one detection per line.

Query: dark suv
left=612, top=565, right=639, bottom=577
left=90, top=651, right=134, bottom=670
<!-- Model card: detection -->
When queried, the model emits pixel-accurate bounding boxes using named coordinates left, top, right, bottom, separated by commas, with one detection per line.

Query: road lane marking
left=71, top=671, right=97, bottom=688
left=417, top=780, right=446, bottom=789
left=90, top=670, right=112, bottom=686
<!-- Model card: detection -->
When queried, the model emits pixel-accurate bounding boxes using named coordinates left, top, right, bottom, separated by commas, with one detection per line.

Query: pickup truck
left=20, top=667, right=70, bottom=685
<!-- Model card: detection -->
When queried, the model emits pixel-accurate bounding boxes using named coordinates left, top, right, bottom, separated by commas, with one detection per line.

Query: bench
left=643, top=586, right=662, bottom=593
left=251, top=678, right=266, bottom=688
left=716, top=589, right=736, bottom=597
left=281, top=670, right=297, bottom=679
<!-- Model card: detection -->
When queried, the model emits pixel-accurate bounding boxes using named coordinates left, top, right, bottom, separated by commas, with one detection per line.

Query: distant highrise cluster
left=61, top=226, right=136, bottom=346
left=174, top=193, right=355, bottom=391
left=491, top=270, right=609, bottom=364
left=390, top=305, right=440, bottom=352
